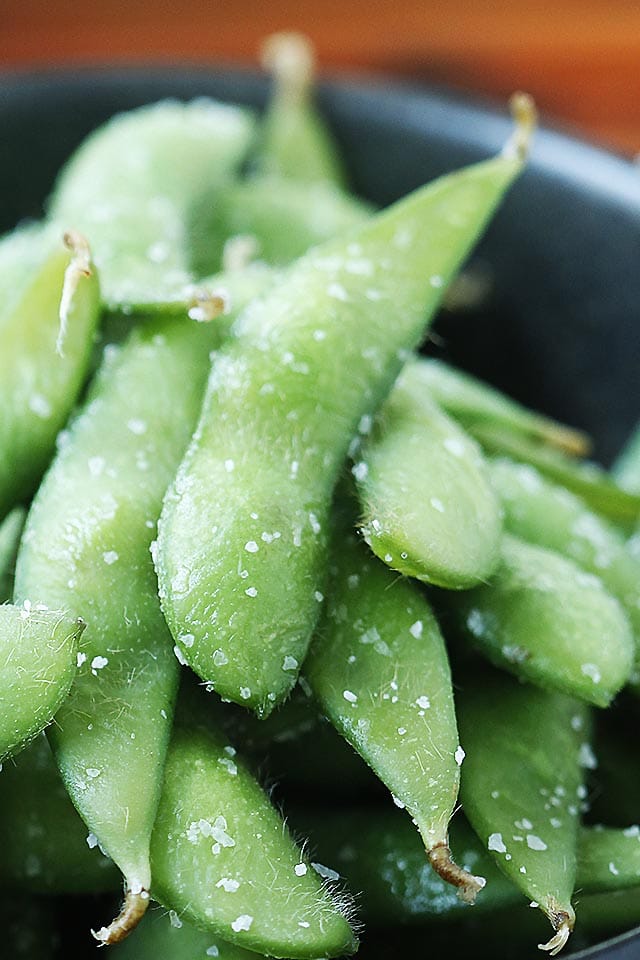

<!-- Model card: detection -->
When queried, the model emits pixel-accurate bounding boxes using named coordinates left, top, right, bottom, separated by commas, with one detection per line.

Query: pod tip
left=503, top=92, right=537, bottom=162
left=260, top=31, right=315, bottom=101
left=428, top=842, right=486, bottom=904
left=91, top=886, right=150, bottom=945
left=538, top=905, right=574, bottom=956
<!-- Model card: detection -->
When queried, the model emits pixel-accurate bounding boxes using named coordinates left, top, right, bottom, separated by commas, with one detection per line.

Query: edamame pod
left=470, top=423, right=640, bottom=523
left=457, top=672, right=588, bottom=955
left=0, top=224, right=100, bottom=515
left=14, top=267, right=271, bottom=943
left=488, top=457, right=640, bottom=661
left=356, top=360, right=502, bottom=588
left=417, top=357, right=589, bottom=457
left=0, top=732, right=118, bottom=893
left=157, top=96, right=534, bottom=715
left=113, top=906, right=262, bottom=960
left=49, top=99, right=256, bottom=312
left=0, top=603, right=83, bottom=761
left=0, top=507, right=26, bottom=602
left=448, top=533, right=634, bottom=707
left=150, top=692, right=357, bottom=959
left=256, top=32, right=348, bottom=187
left=304, top=502, right=483, bottom=900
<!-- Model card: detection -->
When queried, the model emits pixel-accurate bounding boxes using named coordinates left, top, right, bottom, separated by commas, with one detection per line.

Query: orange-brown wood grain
left=3, top=0, right=640, bottom=155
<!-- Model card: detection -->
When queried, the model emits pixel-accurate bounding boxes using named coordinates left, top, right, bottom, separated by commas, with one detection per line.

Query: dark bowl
left=1, top=64, right=640, bottom=960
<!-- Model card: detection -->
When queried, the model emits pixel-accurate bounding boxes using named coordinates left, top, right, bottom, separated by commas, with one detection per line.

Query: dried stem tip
left=538, top=904, right=575, bottom=957
left=503, top=92, right=537, bottom=162
left=428, top=842, right=487, bottom=904
left=260, top=31, right=315, bottom=103
left=57, top=230, right=93, bottom=357
left=91, top=887, right=150, bottom=945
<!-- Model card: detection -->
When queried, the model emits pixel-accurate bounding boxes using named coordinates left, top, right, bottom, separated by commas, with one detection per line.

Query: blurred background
left=2, top=0, right=640, bottom=156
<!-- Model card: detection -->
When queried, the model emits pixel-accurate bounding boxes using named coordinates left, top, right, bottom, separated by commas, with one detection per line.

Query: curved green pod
left=150, top=707, right=357, bottom=959
left=49, top=99, right=256, bottom=312
left=457, top=672, right=589, bottom=955
left=256, top=31, right=348, bottom=188
left=448, top=533, right=634, bottom=707
left=416, top=357, right=590, bottom=457
left=0, top=506, right=26, bottom=602
left=488, top=458, right=640, bottom=662
left=157, top=106, right=531, bottom=716
left=356, top=361, right=503, bottom=588
left=14, top=267, right=272, bottom=943
left=0, top=223, right=100, bottom=516
left=0, top=603, right=82, bottom=761
left=304, top=503, right=483, bottom=900
left=113, top=906, right=262, bottom=960
left=470, top=423, right=640, bottom=523
left=0, top=732, right=118, bottom=893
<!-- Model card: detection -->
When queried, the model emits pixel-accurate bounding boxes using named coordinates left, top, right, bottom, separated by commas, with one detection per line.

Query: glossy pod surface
left=157, top=147, right=525, bottom=716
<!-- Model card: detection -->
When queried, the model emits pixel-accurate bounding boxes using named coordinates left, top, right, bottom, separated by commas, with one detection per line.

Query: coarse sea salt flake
left=343, top=690, right=358, bottom=704
left=488, top=833, right=507, bottom=853
left=231, top=915, right=253, bottom=933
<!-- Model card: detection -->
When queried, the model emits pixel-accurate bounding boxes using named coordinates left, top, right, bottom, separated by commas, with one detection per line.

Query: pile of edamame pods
left=4, top=30, right=640, bottom=960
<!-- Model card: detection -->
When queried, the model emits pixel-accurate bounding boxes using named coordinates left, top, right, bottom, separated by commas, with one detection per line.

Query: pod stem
left=91, top=886, right=150, bottom=945
left=537, top=421, right=591, bottom=458
left=502, top=92, right=537, bottom=162
left=428, top=842, right=487, bottom=904
left=538, top=901, right=575, bottom=957
left=186, top=289, right=229, bottom=323
left=261, top=31, right=315, bottom=106
left=57, top=230, right=92, bottom=357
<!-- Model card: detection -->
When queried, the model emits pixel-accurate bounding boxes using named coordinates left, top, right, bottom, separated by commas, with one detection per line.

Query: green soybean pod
left=448, top=533, right=634, bottom=707
left=578, top=825, right=640, bottom=893
left=49, top=99, right=256, bottom=313
left=256, top=32, right=348, bottom=187
left=488, top=458, right=640, bottom=653
left=356, top=360, right=503, bottom=588
left=157, top=96, right=534, bottom=716
left=457, top=672, right=589, bottom=955
left=470, top=423, right=640, bottom=523
left=113, top=907, right=263, bottom=960
left=290, top=807, right=520, bottom=925
left=14, top=267, right=271, bottom=943
left=0, top=604, right=83, bottom=761
left=149, top=691, right=357, bottom=959
left=416, top=357, right=590, bottom=457
left=0, top=732, right=118, bottom=893
left=0, top=225, right=100, bottom=516
left=0, top=507, right=26, bottom=602
left=304, top=501, right=484, bottom=900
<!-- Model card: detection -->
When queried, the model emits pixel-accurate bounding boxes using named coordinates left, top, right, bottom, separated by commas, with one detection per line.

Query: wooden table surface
left=3, top=0, right=640, bottom=156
